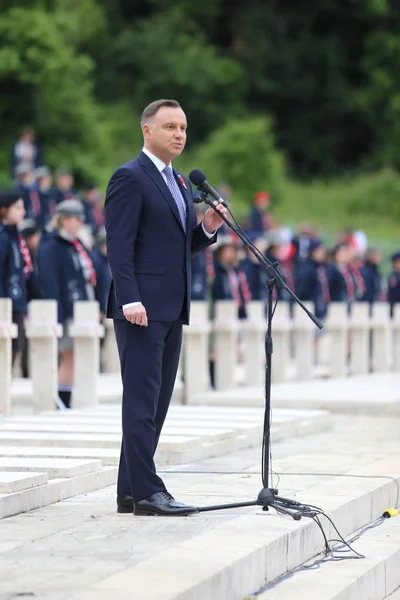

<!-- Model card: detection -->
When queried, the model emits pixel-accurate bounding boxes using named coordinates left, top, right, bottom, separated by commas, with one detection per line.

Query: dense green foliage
left=0, top=0, right=399, bottom=239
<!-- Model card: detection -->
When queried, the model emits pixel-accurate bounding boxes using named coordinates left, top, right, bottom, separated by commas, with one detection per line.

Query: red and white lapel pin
left=178, top=174, right=188, bottom=190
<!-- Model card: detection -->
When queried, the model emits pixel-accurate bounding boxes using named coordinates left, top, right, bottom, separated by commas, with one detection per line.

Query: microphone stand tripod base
left=196, top=488, right=307, bottom=520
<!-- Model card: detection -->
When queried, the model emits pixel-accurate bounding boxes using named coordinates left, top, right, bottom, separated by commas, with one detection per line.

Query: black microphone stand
left=195, top=191, right=324, bottom=519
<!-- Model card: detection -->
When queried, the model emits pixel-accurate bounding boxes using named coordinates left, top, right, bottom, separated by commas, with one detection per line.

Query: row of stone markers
left=1, top=298, right=399, bottom=415
left=0, top=298, right=105, bottom=417
left=181, top=299, right=400, bottom=395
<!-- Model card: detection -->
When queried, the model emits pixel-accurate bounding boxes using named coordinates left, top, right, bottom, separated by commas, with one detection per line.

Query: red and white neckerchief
left=29, top=188, right=41, bottom=217
left=317, top=265, right=331, bottom=305
left=71, top=238, right=97, bottom=287
left=282, top=261, right=295, bottom=292
left=205, top=247, right=215, bottom=279
left=350, top=266, right=365, bottom=297
left=18, top=235, right=34, bottom=275
left=342, top=268, right=355, bottom=302
left=227, top=268, right=252, bottom=306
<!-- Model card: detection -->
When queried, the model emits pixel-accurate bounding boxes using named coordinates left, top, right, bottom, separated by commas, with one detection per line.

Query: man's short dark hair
left=141, top=99, right=181, bottom=126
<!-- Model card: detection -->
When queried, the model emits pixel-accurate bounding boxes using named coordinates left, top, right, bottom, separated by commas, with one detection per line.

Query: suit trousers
left=113, top=318, right=183, bottom=501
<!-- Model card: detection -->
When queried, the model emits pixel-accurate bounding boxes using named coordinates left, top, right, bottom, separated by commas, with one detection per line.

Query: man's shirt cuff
left=202, top=221, right=215, bottom=239
left=123, top=302, right=142, bottom=310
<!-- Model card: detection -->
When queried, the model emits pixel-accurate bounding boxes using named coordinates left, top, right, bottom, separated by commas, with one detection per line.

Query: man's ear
left=142, top=124, right=151, bottom=140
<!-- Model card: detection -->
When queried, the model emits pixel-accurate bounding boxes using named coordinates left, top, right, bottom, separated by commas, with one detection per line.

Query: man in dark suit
left=105, top=99, right=226, bottom=516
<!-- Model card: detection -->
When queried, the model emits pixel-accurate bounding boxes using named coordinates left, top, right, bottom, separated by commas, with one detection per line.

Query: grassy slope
left=273, top=179, right=399, bottom=254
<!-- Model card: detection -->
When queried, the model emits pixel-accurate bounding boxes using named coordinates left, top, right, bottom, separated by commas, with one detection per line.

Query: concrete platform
left=192, top=373, right=400, bottom=415
left=0, top=414, right=399, bottom=600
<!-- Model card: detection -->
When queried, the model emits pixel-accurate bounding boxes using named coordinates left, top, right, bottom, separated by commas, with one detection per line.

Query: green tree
left=96, top=8, right=246, bottom=142
left=191, top=116, right=285, bottom=205
left=0, top=6, right=108, bottom=180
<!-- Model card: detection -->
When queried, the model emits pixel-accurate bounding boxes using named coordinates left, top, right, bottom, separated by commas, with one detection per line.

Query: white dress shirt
left=123, top=147, right=214, bottom=311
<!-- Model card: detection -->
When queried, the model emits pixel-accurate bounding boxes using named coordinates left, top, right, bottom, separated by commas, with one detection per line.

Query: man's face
left=57, top=174, right=73, bottom=190
left=6, top=199, right=25, bottom=225
left=21, top=172, right=36, bottom=187
left=370, top=251, right=382, bottom=265
left=218, top=245, right=237, bottom=266
left=86, top=189, right=100, bottom=204
left=27, top=232, right=41, bottom=252
left=39, top=175, right=52, bottom=191
left=393, top=259, right=400, bottom=272
left=336, top=245, right=350, bottom=265
left=312, top=246, right=326, bottom=263
left=143, top=106, right=187, bottom=164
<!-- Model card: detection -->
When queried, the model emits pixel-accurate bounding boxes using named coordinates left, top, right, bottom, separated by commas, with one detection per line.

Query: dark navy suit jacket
left=105, top=151, right=216, bottom=324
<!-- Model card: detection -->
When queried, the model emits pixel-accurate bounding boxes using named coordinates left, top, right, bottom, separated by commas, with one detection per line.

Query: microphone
left=189, top=170, right=228, bottom=207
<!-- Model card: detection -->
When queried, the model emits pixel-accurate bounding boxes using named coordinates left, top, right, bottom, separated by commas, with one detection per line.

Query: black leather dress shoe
left=134, top=491, right=198, bottom=516
left=117, top=494, right=134, bottom=514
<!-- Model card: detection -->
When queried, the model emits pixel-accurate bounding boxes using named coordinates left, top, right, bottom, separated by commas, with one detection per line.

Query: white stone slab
left=0, top=431, right=201, bottom=451
left=0, top=422, right=246, bottom=440
left=0, top=471, right=48, bottom=493
left=0, top=446, right=120, bottom=466
left=0, top=458, right=102, bottom=478
left=8, top=411, right=265, bottom=424
left=0, top=466, right=117, bottom=519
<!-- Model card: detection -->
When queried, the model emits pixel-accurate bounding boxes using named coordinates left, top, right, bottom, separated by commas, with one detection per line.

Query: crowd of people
left=0, top=129, right=109, bottom=408
left=192, top=187, right=400, bottom=324
left=0, top=128, right=399, bottom=405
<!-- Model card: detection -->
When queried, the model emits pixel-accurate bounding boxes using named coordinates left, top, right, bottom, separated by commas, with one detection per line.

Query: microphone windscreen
left=189, top=169, right=206, bottom=187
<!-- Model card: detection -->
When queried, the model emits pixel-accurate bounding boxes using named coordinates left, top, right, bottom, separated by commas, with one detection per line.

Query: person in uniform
left=388, top=252, right=400, bottom=318
left=0, top=191, right=32, bottom=365
left=295, top=239, right=331, bottom=320
left=37, top=199, right=97, bottom=408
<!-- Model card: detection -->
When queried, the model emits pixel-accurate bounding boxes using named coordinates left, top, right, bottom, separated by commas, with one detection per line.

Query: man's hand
left=123, top=303, right=148, bottom=326
left=203, top=201, right=228, bottom=234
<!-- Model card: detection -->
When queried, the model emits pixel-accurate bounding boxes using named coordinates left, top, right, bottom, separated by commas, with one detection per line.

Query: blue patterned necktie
left=162, top=165, right=187, bottom=231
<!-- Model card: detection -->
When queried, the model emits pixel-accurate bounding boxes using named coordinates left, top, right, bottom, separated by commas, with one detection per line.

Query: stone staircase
left=0, top=413, right=398, bottom=600
left=0, top=404, right=330, bottom=520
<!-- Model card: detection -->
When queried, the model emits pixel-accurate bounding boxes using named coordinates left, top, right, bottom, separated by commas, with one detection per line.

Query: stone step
left=254, top=515, right=400, bottom=600
left=0, top=471, right=48, bottom=493
left=67, top=460, right=400, bottom=600
left=1, top=422, right=250, bottom=441
left=0, top=446, right=120, bottom=466
left=0, top=466, right=117, bottom=519
left=0, top=431, right=200, bottom=450
left=8, top=411, right=265, bottom=424
left=0, top=457, right=102, bottom=478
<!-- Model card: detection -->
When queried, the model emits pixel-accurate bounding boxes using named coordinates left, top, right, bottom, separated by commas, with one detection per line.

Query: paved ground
left=1, top=413, right=399, bottom=600
left=193, top=372, right=400, bottom=414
